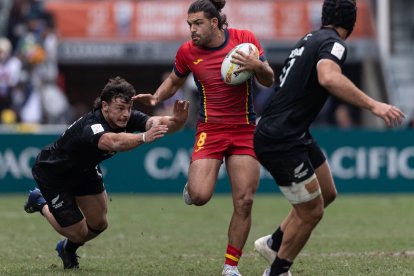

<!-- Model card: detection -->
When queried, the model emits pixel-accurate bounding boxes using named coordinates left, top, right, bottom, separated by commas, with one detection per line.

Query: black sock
left=64, top=239, right=84, bottom=253
left=270, top=257, right=293, bottom=276
left=270, top=227, right=284, bottom=251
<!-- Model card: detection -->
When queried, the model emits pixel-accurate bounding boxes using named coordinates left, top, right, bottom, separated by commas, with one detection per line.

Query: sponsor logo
left=91, top=124, right=104, bottom=134
left=331, top=42, right=345, bottom=60
left=294, top=162, right=308, bottom=179
left=225, top=63, right=236, bottom=83
left=51, top=195, right=64, bottom=209
left=193, top=58, right=203, bottom=65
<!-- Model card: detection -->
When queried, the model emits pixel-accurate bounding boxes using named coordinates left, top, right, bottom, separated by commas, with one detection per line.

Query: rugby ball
left=221, top=43, right=259, bottom=85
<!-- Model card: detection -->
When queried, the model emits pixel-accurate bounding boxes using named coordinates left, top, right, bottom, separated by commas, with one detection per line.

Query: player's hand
left=132, top=94, right=159, bottom=106
left=170, top=100, right=190, bottom=124
left=231, top=45, right=260, bottom=73
left=371, top=102, right=406, bottom=128
left=144, top=124, right=168, bottom=143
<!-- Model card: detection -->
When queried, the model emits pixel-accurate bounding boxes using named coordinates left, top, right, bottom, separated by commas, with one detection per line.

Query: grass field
left=1, top=194, right=414, bottom=275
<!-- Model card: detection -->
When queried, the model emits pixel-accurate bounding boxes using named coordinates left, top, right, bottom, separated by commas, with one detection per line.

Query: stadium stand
left=386, top=0, right=414, bottom=125
left=0, top=0, right=411, bottom=129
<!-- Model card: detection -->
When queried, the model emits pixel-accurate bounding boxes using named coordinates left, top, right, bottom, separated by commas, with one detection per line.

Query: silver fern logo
left=51, top=194, right=64, bottom=209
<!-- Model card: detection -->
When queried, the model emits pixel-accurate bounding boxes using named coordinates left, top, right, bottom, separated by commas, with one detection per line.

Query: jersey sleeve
left=318, top=39, right=347, bottom=66
left=240, top=29, right=266, bottom=62
left=173, top=43, right=191, bottom=78
left=82, top=122, right=108, bottom=147
left=126, top=110, right=149, bottom=132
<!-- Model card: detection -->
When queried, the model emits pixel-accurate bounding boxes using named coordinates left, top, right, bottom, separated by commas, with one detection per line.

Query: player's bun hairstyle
left=94, top=76, right=136, bottom=109
left=188, top=0, right=228, bottom=29
left=322, top=0, right=357, bottom=37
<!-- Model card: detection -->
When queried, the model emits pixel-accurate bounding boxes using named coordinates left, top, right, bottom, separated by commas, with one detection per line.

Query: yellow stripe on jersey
left=201, top=82, right=207, bottom=123
left=245, top=81, right=250, bottom=124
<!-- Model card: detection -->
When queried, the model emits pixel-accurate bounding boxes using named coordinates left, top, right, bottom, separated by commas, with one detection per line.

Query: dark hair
left=188, top=0, right=228, bottom=29
left=322, top=0, right=357, bottom=37
left=94, top=76, right=136, bottom=109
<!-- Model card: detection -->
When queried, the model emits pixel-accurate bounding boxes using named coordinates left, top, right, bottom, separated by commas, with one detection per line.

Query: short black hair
left=94, top=77, right=136, bottom=109
left=322, top=0, right=357, bottom=37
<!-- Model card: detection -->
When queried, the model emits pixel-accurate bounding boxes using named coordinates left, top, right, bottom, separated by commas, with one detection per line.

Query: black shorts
left=254, top=132, right=326, bottom=187
left=32, top=165, right=105, bottom=227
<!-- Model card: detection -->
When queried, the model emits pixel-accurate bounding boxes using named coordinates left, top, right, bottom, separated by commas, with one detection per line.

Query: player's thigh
left=226, top=154, right=260, bottom=197
left=308, top=141, right=337, bottom=205
left=292, top=181, right=324, bottom=223
left=314, top=161, right=337, bottom=205
left=36, top=180, right=85, bottom=227
left=76, top=191, right=108, bottom=226
left=188, top=158, right=222, bottom=196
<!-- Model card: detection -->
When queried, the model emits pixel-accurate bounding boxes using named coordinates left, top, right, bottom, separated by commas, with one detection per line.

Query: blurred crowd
left=1, top=0, right=411, bottom=129
left=0, top=0, right=71, bottom=125
left=0, top=0, right=360, bottom=130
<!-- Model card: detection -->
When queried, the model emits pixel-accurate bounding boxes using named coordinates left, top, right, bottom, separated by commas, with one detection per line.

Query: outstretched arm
left=97, top=123, right=168, bottom=153
left=98, top=100, right=189, bottom=152
left=317, top=59, right=406, bottom=127
left=133, top=71, right=187, bottom=106
left=146, top=100, right=190, bottom=134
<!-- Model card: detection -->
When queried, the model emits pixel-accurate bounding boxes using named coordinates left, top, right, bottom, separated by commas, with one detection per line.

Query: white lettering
left=330, top=147, right=355, bottom=179
left=19, top=147, right=40, bottom=178
left=144, top=148, right=243, bottom=180
left=368, top=147, right=388, bottom=178
left=0, top=147, right=40, bottom=179
left=328, top=146, right=414, bottom=180
left=1, top=145, right=413, bottom=184
left=144, top=147, right=174, bottom=179
left=289, top=47, right=304, bottom=58
left=399, top=147, right=414, bottom=178
left=387, top=147, right=398, bottom=179
left=144, top=148, right=191, bottom=179
left=0, top=149, right=20, bottom=178
left=166, top=149, right=190, bottom=178
left=355, top=147, right=366, bottom=178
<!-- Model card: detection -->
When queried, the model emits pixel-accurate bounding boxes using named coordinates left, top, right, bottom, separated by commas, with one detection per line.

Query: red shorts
left=191, top=122, right=257, bottom=162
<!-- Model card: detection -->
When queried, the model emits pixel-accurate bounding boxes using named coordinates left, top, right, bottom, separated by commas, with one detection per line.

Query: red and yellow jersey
left=174, top=28, right=265, bottom=125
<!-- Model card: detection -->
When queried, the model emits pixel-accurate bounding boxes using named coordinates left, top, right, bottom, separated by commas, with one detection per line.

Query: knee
left=297, top=204, right=324, bottom=228
left=88, top=218, right=109, bottom=233
left=64, top=226, right=89, bottom=243
left=324, top=190, right=337, bottom=208
left=189, top=189, right=212, bottom=206
left=234, top=195, right=254, bottom=217
left=63, top=218, right=108, bottom=243
left=307, top=205, right=324, bottom=225
left=191, top=193, right=211, bottom=206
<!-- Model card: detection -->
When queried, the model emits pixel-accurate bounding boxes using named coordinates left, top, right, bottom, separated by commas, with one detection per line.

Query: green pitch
left=1, top=194, right=413, bottom=275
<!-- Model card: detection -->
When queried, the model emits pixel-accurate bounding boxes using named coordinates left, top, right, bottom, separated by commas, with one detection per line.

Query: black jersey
left=33, top=108, right=149, bottom=181
left=256, top=27, right=347, bottom=141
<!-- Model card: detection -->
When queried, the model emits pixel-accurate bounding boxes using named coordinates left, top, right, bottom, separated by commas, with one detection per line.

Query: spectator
left=334, top=103, right=354, bottom=128
left=7, top=1, right=71, bottom=125
left=0, top=37, right=22, bottom=123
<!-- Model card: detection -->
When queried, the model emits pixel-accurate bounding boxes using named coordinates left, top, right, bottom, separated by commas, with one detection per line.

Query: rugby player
left=253, top=1, right=405, bottom=275
left=24, top=76, right=189, bottom=269
left=134, top=0, right=274, bottom=275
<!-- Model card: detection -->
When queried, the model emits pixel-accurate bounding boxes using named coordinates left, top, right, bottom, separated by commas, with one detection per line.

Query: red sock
left=224, top=244, right=242, bottom=266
